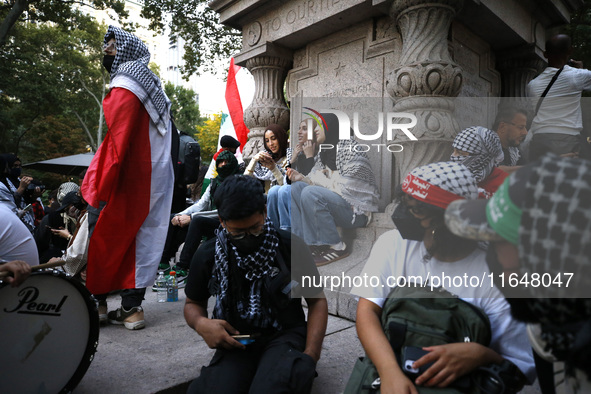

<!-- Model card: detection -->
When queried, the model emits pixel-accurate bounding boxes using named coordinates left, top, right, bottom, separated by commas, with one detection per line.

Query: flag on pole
left=204, top=58, right=250, bottom=181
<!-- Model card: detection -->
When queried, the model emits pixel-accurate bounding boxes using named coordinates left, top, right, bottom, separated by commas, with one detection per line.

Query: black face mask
left=9, top=167, right=21, bottom=178
left=230, top=233, right=266, bottom=255
left=391, top=204, right=425, bottom=241
left=102, top=55, right=115, bottom=73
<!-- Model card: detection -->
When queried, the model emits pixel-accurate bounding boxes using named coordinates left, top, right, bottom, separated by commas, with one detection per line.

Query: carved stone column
left=242, top=56, right=292, bottom=160
left=386, top=0, right=464, bottom=183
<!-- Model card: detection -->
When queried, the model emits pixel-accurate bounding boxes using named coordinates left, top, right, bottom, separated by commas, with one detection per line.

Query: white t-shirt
left=527, top=65, right=591, bottom=136
left=0, top=204, right=39, bottom=266
left=351, top=230, right=536, bottom=382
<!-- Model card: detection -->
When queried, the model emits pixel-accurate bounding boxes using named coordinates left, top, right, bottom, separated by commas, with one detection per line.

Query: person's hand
left=195, top=318, right=246, bottom=350
left=288, top=168, right=305, bottom=182
left=17, top=176, right=32, bottom=195
left=293, top=143, right=303, bottom=158
left=171, top=214, right=191, bottom=227
left=413, top=343, right=494, bottom=387
left=0, top=260, right=32, bottom=287
left=51, top=227, right=71, bottom=240
left=258, top=152, right=276, bottom=170
left=48, top=257, right=62, bottom=264
left=569, top=59, right=584, bottom=69
left=302, top=141, right=316, bottom=158
left=379, top=372, right=418, bottom=394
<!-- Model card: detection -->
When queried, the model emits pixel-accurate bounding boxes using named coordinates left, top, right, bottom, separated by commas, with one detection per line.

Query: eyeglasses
left=224, top=221, right=265, bottom=240
left=103, top=41, right=116, bottom=52
left=505, top=122, right=527, bottom=131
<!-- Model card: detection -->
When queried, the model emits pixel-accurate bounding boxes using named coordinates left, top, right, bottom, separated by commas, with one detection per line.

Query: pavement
left=74, top=287, right=363, bottom=394
left=73, top=283, right=542, bottom=394
left=73, top=215, right=541, bottom=393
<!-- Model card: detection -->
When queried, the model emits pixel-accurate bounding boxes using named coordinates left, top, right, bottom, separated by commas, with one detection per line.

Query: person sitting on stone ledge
left=351, top=161, right=535, bottom=393
left=289, top=113, right=380, bottom=266
left=243, top=123, right=292, bottom=191
left=267, top=118, right=318, bottom=231
left=184, top=175, right=327, bottom=394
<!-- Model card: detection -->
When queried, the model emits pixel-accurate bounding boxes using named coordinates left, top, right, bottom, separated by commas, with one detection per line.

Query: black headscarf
left=319, top=113, right=340, bottom=171
left=0, top=154, right=20, bottom=189
left=210, top=150, right=240, bottom=204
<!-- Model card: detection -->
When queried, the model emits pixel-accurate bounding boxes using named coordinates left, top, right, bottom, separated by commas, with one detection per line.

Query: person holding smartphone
left=184, top=176, right=328, bottom=393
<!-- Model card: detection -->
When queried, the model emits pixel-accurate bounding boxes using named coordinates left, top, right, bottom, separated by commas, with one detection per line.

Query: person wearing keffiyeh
left=352, top=161, right=535, bottom=393
left=451, top=126, right=509, bottom=198
left=289, top=113, right=380, bottom=266
left=184, top=175, right=327, bottom=394
left=244, top=124, right=292, bottom=191
left=82, top=26, right=174, bottom=330
left=446, top=155, right=591, bottom=393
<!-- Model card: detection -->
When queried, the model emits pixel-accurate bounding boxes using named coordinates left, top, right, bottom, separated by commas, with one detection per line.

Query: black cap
left=220, top=135, right=240, bottom=149
left=56, top=191, right=82, bottom=213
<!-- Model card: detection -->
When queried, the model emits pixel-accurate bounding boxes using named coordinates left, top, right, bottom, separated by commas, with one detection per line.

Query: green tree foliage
left=568, top=1, right=591, bottom=66
left=0, top=0, right=128, bottom=46
left=0, top=18, right=106, bottom=160
left=140, top=0, right=241, bottom=77
left=195, top=113, right=223, bottom=163
left=164, top=82, right=205, bottom=132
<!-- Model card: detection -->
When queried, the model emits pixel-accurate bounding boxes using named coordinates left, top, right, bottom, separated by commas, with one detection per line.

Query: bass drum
left=0, top=271, right=99, bottom=393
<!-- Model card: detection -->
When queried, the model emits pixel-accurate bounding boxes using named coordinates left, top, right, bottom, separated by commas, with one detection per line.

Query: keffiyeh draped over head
left=451, top=126, right=504, bottom=182
left=403, top=161, right=478, bottom=208
left=212, top=218, right=283, bottom=330
left=105, top=26, right=170, bottom=136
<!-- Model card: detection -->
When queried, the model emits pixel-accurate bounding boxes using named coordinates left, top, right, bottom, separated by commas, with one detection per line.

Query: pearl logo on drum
left=3, top=286, right=68, bottom=316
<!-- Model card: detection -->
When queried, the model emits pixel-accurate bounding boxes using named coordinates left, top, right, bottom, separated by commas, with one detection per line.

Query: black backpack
left=178, top=132, right=201, bottom=184
left=344, top=285, right=492, bottom=394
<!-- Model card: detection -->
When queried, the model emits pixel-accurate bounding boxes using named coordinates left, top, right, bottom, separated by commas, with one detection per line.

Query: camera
left=475, top=360, right=526, bottom=394
left=27, top=182, right=45, bottom=192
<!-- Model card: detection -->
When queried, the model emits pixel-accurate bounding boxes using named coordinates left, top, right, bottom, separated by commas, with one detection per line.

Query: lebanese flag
left=205, top=58, right=250, bottom=180
left=82, top=87, right=173, bottom=295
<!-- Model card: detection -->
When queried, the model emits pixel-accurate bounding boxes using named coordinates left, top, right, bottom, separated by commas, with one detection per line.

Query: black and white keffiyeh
left=516, top=155, right=591, bottom=373
left=212, top=218, right=282, bottom=330
left=506, top=146, right=521, bottom=167
left=451, top=126, right=504, bottom=182
left=409, top=161, right=478, bottom=200
left=253, top=148, right=292, bottom=185
left=309, top=138, right=380, bottom=213
left=105, top=26, right=170, bottom=136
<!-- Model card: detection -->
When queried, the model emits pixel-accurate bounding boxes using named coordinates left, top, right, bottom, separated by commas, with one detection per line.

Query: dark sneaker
left=313, top=246, right=350, bottom=266
left=108, top=306, right=145, bottom=330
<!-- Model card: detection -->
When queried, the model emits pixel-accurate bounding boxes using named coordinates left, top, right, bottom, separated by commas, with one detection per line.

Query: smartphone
left=231, top=334, right=256, bottom=345
left=401, top=346, right=433, bottom=377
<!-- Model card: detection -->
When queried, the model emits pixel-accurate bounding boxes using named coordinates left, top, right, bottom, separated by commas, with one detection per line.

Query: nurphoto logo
left=302, top=107, right=418, bottom=153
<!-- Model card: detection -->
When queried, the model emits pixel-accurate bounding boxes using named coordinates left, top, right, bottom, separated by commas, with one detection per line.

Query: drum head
left=0, top=271, right=99, bottom=393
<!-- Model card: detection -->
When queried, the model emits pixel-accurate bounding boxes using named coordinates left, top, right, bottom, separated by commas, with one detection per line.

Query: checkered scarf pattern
left=253, top=148, right=292, bottom=185
left=451, top=126, right=504, bottom=182
left=518, top=155, right=591, bottom=373
left=57, top=182, right=80, bottom=205
left=310, top=138, right=379, bottom=213
left=506, top=147, right=521, bottom=167
left=519, top=155, right=591, bottom=301
left=212, top=219, right=282, bottom=330
left=409, top=161, right=478, bottom=200
left=105, top=26, right=170, bottom=135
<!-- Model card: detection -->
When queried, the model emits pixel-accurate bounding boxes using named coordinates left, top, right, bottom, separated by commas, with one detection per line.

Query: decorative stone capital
left=386, top=0, right=464, bottom=186
left=242, top=55, right=292, bottom=159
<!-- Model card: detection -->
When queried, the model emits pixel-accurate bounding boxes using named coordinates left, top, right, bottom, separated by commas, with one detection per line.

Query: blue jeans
left=267, top=185, right=292, bottom=231
left=290, top=181, right=367, bottom=246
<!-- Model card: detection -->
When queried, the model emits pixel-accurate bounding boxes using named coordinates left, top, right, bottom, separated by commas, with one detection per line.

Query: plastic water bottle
left=167, top=270, right=178, bottom=302
left=156, top=271, right=167, bottom=303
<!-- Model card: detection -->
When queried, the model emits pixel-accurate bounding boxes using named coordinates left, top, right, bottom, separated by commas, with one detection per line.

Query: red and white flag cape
left=82, top=87, right=173, bottom=295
